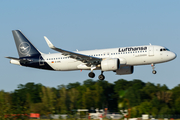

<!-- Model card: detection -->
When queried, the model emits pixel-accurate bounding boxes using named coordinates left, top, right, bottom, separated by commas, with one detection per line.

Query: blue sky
left=1, top=1, right=179, bottom=92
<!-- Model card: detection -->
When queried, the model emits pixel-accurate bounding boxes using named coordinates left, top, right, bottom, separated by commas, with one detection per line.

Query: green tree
left=0, top=90, right=13, bottom=119
left=159, top=105, right=172, bottom=115
left=138, top=101, right=153, bottom=114
left=67, top=82, right=81, bottom=89
left=124, top=87, right=142, bottom=107
left=96, top=80, right=116, bottom=110
left=94, top=82, right=103, bottom=108
left=40, top=86, right=56, bottom=116
left=114, top=79, right=130, bottom=92
left=68, top=88, right=79, bottom=110
left=57, top=85, right=68, bottom=114
left=141, top=82, right=158, bottom=99
left=82, top=88, right=95, bottom=108
left=83, top=79, right=96, bottom=88
left=174, top=97, right=180, bottom=113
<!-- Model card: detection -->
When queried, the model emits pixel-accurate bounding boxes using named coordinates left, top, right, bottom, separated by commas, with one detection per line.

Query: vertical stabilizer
left=12, top=30, right=41, bottom=58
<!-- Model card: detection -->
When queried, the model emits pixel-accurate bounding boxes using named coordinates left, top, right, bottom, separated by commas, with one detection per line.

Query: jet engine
left=101, top=58, right=120, bottom=71
left=116, top=66, right=134, bottom=75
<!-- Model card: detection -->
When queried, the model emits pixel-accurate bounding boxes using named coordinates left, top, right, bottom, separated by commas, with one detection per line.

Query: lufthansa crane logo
left=19, top=42, right=31, bottom=55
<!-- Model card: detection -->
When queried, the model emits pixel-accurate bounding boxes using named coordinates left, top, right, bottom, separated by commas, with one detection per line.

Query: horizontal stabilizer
left=5, top=57, right=31, bottom=62
left=6, top=57, right=21, bottom=61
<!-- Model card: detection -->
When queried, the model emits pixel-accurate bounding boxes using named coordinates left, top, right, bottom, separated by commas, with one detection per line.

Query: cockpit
left=160, top=48, right=170, bottom=51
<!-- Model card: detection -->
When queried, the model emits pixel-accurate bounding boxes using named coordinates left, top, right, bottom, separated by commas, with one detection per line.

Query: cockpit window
left=160, top=48, right=170, bottom=51
left=166, top=48, right=170, bottom=51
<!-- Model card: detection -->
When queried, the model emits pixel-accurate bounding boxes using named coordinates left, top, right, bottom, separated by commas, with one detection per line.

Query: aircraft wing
left=44, top=36, right=101, bottom=66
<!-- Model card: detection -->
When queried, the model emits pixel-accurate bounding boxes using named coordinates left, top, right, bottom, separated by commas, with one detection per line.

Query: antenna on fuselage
left=149, top=43, right=152, bottom=45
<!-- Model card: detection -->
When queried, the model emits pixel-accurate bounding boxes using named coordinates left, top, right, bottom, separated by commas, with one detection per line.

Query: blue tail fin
left=12, top=30, right=41, bottom=58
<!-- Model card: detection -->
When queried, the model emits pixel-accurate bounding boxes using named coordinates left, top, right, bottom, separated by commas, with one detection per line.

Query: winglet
left=44, top=36, right=55, bottom=49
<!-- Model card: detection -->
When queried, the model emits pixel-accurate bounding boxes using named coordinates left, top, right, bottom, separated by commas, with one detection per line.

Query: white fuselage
left=41, top=45, right=176, bottom=71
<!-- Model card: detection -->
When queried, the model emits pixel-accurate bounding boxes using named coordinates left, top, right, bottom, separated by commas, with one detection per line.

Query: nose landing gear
left=151, top=63, right=157, bottom=74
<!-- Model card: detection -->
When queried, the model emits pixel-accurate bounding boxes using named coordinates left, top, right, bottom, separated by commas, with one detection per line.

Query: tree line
left=0, top=79, right=180, bottom=118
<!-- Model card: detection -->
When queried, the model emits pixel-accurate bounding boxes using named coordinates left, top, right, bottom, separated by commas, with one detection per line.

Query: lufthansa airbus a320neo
left=6, top=30, right=177, bottom=80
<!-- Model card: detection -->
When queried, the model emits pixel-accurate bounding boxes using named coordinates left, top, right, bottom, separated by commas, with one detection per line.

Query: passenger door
left=148, top=46, right=154, bottom=56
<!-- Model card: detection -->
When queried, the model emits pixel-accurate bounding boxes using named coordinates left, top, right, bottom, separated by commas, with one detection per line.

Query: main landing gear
left=88, top=72, right=95, bottom=78
left=98, top=71, right=105, bottom=80
left=88, top=65, right=96, bottom=78
left=88, top=71, right=105, bottom=80
left=88, top=65, right=105, bottom=80
left=151, top=63, right=157, bottom=74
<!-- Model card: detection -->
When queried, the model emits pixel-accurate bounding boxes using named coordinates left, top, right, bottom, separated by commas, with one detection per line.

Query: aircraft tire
left=98, top=74, right=105, bottom=80
left=152, top=70, right=157, bottom=74
left=89, top=72, right=95, bottom=78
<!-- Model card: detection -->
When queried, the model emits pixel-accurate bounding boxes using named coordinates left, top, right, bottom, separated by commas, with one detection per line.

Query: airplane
left=6, top=30, right=177, bottom=80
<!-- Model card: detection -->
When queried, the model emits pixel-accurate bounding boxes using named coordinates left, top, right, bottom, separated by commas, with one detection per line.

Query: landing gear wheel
left=98, top=74, right=105, bottom=80
left=152, top=70, right=157, bottom=74
left=151, top=63, right=157, bottom=74
left=88, top=72, right=95, bottom=78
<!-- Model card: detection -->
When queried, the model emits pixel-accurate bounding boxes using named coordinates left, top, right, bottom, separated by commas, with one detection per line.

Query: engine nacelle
left=116, top=66, right=134, bottom=75
left=101, top=58, right=120, bottom=71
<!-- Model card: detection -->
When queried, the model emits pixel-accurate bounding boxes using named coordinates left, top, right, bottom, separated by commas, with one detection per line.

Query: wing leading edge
left=44, top=36, right=101, bottom=66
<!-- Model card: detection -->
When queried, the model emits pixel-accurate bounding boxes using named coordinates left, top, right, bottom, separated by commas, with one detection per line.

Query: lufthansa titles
left=119, top=47, right=147, bottom=52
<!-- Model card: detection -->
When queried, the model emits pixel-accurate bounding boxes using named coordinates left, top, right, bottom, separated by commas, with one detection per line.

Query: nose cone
left=170, top=52, right=177, bottom=60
